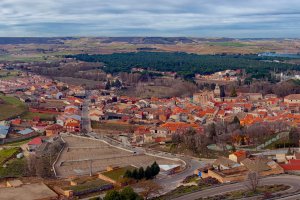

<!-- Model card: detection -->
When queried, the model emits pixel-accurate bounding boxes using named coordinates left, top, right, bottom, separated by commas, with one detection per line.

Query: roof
left=233, top=150, right=247, bottom=158
left=0, top=183, right=58, bottom=200
left=159, top=164, right=180, bottom=171
left=0, top=125, right=9, bottom=139
left=18, top=128, right=34, bottom=135
left=46, top=124, right=63, bottom=130
left=280, top=159, right=300, bottom=171
left=285, top=94, right=300, bottom=101
left=28, top=137, right=42, bottom=145
left=68, top=115, right=81, bottom=121
left=213, top=156, right=237, bottom=167
left=240, top=157, right=270, bottom=172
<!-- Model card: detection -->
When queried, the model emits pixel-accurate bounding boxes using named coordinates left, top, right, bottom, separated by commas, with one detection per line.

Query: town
left=0, top=60, right=300, bottom=200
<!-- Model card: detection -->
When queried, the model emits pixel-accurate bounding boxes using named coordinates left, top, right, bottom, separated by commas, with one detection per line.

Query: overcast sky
left=0, top=0, right=300, bottom=37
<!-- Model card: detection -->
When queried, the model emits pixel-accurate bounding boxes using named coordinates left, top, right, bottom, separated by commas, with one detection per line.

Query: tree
left=104, top=190, right=122, bottom=200
left=132, top=169, right=139, bottom=180
left=113, top=79, right=122, bottom=88
left=151, top=162, right=160, bottom=177
left=207, top=123, right=217, bottom=142
left=232, top=116, right=240, bottom=125
left=246, top=171, right=260, bottom=192
left=138, top=180, right=163, bottom=200
left=145, top=166, right=152, bottom=179
left=289, top=127, right=300, bottom=147
left=124, top=169, right=132, bottom=178
left=105, top=81, right=111, bottom=90
left=230, top=87, right=237, bottom=97
left=138, top=167, right=145, bottom=180
left=120, top=186, right=142, bottom=200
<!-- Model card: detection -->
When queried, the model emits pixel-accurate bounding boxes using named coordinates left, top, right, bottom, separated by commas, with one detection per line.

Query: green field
left=0, top=147, right=20, bottom=165
left=102, top=166, right=136, bottom=181
left=0, top=158, right=26, bottom=178
left=21, top=111, right=57, bottom=121
left=208, top=42, right=250, bottom=47
left=0, top=70, right=21, bottom=79
left=0, top=95, right=27, bottom=120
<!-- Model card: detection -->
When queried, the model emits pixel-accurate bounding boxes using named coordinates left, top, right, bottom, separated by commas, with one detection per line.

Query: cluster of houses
left=195, top=147, right=300, bottom=183
left=195, top=69, right=242, bottom=82
left=0, top=73, right=84, bottom=149
left=195, top=150, right=284, bottom=183
left=87, top=83, right=300, bottom=146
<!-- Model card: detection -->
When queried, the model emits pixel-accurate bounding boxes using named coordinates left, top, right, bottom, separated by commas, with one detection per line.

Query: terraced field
left=55, top=135, right=183, bottom=177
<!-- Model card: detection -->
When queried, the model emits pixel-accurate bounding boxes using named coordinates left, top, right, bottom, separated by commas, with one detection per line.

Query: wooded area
left=67, top=52, right=300, bottom=81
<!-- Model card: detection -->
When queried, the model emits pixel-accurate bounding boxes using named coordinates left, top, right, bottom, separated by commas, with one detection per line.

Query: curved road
left=173, top=175, right=300, bottom=200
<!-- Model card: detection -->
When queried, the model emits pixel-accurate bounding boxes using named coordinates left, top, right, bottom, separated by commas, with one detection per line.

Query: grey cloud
left=0, top=0, right=299, bottom=37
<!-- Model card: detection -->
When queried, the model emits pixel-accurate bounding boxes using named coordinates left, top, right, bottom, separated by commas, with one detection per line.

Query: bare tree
left=139, top=180, right=163, bottom=200
left=246, top=171, right=260, bottom=192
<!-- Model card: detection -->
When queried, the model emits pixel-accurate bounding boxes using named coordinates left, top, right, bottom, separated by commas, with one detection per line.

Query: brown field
left=55, top=135, right=183, bottom=178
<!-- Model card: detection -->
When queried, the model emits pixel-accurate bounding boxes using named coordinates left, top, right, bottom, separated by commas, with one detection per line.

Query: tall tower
left=214, top=84, right=221, bottom=97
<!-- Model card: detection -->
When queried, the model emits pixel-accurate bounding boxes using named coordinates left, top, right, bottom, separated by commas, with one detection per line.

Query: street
left=173, top=175, right=300, bottom=200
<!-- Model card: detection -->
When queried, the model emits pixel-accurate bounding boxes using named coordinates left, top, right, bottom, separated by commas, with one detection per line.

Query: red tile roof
left=28, top=137, right=42, bottom=145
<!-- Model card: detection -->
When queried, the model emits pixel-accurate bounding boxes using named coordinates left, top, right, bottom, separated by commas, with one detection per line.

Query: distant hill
left=0, top=37, right=75, bottom=44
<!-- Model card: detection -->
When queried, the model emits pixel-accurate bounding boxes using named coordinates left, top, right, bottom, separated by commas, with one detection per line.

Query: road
left=81, top=98, right=91, bottom=132
left=173, top=175, right=300, bottom=200
left=156, top=158, right=205, bottom=193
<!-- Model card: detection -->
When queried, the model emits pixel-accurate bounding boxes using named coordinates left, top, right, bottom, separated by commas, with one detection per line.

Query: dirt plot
left=55, top=135, right=183, bottom=177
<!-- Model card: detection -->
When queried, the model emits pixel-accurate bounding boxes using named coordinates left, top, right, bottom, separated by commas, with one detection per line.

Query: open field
left=21, top=111, right=57, bottom=121
left=0, top=95, right=27, bottom=120
left=0, top=70, right=21, bottom=79
left=0, top=147, right=20, bottom=164
left=55, top=135, right=183, bottom=177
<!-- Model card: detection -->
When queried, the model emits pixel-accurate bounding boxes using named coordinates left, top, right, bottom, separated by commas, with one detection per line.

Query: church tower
left=214, top=84, right=221, bottom=97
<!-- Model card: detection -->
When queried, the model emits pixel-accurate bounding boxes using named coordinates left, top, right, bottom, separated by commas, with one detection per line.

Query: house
left=213, top=156, right=240, bottom=170
left=280, top=159, right=300, bottom=173
left=0, top=125, right=10, bottom=140
left=65, top=122, right=80, bottom=132
left=159, top=164, right=181, bottom=175
left=284, top=94, right=300, bottom=105
left=28, top=137, right=43, bottom=151
left=45, top=124, right=63, bottom=136
left=18, top=128, right=35, bottom=136
left=229, top=150, right=247, bottom=163
left=201, top=165, right=249, bottom=183
left=240, top=157, right=284, bottom=176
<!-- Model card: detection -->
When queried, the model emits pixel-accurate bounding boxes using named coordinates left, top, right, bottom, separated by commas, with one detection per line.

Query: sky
left=0, top=0, right=300, bottom=38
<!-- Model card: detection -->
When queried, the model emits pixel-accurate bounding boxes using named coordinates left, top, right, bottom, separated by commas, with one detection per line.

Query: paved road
left=173, top=175, right=300, bottom=200
left=156, top=158, right=205, bottom=193
left=278, top=193, right=300, bottom=200
left=81, top=99, right=91, bottom=132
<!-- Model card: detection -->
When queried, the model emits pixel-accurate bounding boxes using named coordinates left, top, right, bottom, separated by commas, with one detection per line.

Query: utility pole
left=89, top=160, right=92, bottom=176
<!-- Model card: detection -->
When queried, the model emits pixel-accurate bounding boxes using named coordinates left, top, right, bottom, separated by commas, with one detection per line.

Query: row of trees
left=124, top=162, right=160, bottom=180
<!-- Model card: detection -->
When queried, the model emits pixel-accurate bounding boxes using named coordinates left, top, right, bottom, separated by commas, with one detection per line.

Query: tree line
left=124, top=162, right=160, bottom=180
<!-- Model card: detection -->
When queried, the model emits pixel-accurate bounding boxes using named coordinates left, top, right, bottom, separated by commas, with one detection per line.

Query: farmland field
left=21, top=111, right=57, bottom=121
left=0, top=95, right=27, bottom=120
left=0, top=147, right=20, bottom=164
